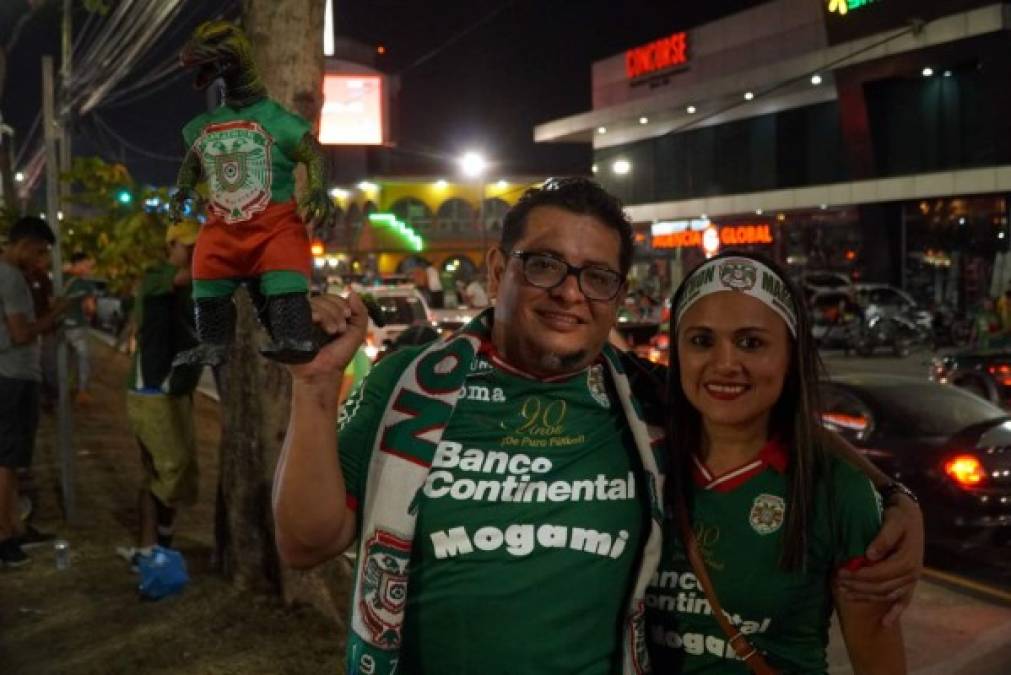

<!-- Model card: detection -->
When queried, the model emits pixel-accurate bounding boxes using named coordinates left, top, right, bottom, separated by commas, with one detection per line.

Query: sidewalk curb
left=923, top=567, right=1011, bottom=608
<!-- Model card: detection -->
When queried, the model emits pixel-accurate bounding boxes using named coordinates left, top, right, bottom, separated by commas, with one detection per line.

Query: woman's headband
left=674, top=257, right=798, bottom=337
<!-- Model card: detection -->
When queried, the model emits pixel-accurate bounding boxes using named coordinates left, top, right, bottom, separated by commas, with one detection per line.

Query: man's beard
left=538, top=349, right=588, bottom=374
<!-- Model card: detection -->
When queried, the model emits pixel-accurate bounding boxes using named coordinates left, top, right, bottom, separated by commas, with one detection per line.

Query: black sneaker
left=0, top=538, right=31, bottom=568
left=18, top=525, right=56, bottom=551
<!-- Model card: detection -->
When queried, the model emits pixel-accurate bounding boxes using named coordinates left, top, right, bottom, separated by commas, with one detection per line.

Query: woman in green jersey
left=647, top=251, right=905, bottom=674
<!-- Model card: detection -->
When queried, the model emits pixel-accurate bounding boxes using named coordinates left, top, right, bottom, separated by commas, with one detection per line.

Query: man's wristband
left=879, top=481, right=918, bottom=505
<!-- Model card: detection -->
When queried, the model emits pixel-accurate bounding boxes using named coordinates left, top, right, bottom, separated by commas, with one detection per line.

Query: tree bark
left=215, top=0, right=352, bottom=622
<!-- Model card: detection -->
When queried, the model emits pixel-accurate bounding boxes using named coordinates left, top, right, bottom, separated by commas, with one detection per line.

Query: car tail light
left=944, top=454, right=986, bottom=488
left=987, top=364, right=1011, bottom=387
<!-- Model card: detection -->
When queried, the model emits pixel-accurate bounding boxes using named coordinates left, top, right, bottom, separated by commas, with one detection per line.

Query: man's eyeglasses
left=506, top=249, right=623, bottom=301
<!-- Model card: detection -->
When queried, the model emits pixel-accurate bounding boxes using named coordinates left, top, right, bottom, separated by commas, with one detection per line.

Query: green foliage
left=62, top=156, right=174, bottom=294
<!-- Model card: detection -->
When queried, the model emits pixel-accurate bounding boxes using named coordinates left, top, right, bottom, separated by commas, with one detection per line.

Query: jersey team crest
left=358, top=530, right=412, bottom=649
left=193, top=120, right=273, bottom=224
left=749, top=493, right=785, bottom=535
left=719, top=260, right=758, bottom=291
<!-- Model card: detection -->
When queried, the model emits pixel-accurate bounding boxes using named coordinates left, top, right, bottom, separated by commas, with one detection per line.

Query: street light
left=14, top=171, right=24, bottom=182
left=458, top=151, right=489, bottom=254
left=459, top=151, right=487, bottom=179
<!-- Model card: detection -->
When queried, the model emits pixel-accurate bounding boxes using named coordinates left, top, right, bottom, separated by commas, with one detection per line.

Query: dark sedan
left=819, top=374, right=1011, bottom=543
left=930, top=337, right=1011, bottom=406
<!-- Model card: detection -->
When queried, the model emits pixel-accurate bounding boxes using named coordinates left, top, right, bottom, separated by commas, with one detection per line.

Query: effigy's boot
left=259, top=292, right=319, bottom=364
left=172, top=296, right=236, bottom=367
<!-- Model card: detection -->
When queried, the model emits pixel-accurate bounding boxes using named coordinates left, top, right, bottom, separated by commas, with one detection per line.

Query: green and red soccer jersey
left=338, top=342, right=649, bottom=675
left=182, top=98, right=309, bottom=218
left=182, top=99, right=312, bottom=282
left=646, top=440, right=882, bottom=674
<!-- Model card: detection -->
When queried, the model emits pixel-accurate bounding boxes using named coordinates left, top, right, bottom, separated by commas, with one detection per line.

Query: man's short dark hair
left=70, top=251, right=91, bottom=264
left=500, top=177, right=634, bottom=275
left=9, top=216, right=56, bottom=245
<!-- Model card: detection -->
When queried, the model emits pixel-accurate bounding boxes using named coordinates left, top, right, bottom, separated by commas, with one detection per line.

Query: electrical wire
left=91, top=112, right=183, bottom=162
left=399, top=0, right=518, bottom=75
left=101, top=69, right=187, bottom=109
left=77, top=1, right=180, bottom=112
left=13, top=114, right=40, bottom=166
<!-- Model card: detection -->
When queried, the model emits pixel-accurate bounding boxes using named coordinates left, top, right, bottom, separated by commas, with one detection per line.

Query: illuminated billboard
left=319, top=74, right=384, bottom=145
left=625, top=31, right=689, bottom=80
left=651, top=222, right=774, bottom=249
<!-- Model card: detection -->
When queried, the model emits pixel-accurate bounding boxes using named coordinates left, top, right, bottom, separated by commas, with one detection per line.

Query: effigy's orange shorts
left=192, top=200, right=311, bottom=281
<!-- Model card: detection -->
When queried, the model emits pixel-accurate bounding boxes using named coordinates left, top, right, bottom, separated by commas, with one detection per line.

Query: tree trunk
left=215, top=0, right=353, bottom=622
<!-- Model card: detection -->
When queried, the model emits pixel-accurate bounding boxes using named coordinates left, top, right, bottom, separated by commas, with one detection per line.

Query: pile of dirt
left=0, top=339, right=344, bottom=674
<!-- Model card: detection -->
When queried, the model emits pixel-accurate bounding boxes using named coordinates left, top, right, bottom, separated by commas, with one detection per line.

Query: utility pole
left=60, top=0, right=72, bottom=186
left=43, top=55, right=76, bottom=522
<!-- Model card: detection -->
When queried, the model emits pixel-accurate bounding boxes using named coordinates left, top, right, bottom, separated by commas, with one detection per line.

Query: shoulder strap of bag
left=676, top=494, right=782, bottom=675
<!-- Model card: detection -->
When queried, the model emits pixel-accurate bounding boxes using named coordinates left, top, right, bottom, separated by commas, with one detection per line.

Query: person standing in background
left=0, top=217, right=66, bottom=567
left=425, top=261, right=444, bottom=309
left=463, top=273, right=489, bottom=308
left=119, top=221, right=203, bottom=563
left=63, top=252, right=98, bottom=405
left=25, top=249, right=57, bottom=411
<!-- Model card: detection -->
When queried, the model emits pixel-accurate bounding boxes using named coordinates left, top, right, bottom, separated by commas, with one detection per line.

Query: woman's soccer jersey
left=646, top=440, right=882, bottom=674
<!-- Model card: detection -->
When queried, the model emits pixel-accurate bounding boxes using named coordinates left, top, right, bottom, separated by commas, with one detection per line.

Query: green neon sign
left=369, top=212, right=424, bottom=252
left=828, top=0, right=880, bottom=15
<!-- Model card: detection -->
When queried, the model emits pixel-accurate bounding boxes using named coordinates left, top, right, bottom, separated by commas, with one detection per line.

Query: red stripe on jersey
left=692, top=439, right=790, bottom=492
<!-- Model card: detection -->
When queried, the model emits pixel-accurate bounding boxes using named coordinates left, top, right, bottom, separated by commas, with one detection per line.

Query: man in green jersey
left=273, top=179, right=923, bottom=674
left=121, top=221, right=203, bottom=559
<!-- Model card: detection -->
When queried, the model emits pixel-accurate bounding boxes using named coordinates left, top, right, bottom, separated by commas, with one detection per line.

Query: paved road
left=826, top=579, right=1011, bottom=674
left=821, top=348, right=936, bottom=379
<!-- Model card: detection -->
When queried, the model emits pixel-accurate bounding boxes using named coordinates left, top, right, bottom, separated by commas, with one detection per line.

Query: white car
left=346, top=284, right=434, bottom=359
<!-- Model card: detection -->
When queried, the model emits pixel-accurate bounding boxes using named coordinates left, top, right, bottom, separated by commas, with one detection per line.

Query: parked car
left=809, top=289, right=862, bottom=349
left=931, top=335, right=1011, bottom=406
left=794, top=269, right=852, bottom=299
left=819, top=374, right=1011, bottom=543
left=345, top=283, right=434, bottom=360
left=852, top=283, right=933, bottom=333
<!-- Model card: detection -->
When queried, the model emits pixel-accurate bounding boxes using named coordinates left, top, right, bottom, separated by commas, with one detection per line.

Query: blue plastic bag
left=136, top=546, right=189, bottom=600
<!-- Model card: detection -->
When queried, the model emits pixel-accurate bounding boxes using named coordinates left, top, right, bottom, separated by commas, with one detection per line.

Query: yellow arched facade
left=323, top=177, right=544, bottom=275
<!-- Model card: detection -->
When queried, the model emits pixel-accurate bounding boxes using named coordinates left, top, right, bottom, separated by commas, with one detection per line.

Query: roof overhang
left=535, top=4, right=1009, bottom=147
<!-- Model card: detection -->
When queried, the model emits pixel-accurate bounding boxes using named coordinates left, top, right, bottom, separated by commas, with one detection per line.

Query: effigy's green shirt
left=646, top=441, right=881, bottom=674
left=338, top=342, right=649, bottom=675
left=182, top=98, right=310, bottom=220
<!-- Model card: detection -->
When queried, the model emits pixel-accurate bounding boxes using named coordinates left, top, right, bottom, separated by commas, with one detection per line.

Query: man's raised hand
left=287, top=292, right=368, bottom=385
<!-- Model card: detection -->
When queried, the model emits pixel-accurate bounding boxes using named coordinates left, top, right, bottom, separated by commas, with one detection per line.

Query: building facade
left=537, top=0, right=1011, bottom=310
left=313, top=177, right=543, bottom=279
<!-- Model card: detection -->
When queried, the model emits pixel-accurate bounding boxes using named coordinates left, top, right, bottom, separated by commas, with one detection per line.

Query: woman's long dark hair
left=666, top=250, right=828, bottom=571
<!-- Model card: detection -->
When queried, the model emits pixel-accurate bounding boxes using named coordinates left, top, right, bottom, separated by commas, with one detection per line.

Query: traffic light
left=116, top=189, right=132, bottom=205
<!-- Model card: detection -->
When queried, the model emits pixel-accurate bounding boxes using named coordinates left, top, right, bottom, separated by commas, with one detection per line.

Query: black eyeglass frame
left=505, top=249, right=625, bottom=301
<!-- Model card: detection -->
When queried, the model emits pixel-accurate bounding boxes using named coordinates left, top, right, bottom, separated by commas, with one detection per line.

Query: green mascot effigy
left=170, top=21, right=333, bottom=366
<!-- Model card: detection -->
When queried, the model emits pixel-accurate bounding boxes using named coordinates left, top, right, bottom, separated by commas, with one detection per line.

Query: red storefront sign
left=653, top=224, right=774, bottom=249
left=625, top=31, right=689, bottom=80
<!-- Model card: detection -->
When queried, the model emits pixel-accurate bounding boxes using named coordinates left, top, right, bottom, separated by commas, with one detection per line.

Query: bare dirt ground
left=0, top=339, right=344, bottom=674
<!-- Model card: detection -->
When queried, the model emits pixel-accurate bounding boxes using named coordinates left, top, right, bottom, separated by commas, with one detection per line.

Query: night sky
left=2, top=0, right=764, bottom=187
